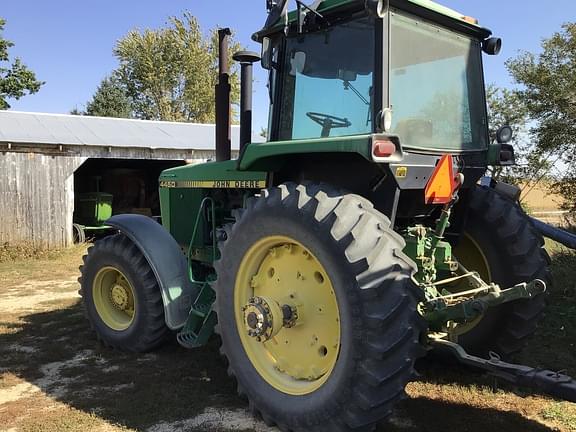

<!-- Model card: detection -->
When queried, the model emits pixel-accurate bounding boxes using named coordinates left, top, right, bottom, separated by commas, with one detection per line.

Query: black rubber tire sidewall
left=457, top=186, right=549, bottom=357
left=81, top=235, right=169, bottom=352
left=215, top=184, right=425, bottom=431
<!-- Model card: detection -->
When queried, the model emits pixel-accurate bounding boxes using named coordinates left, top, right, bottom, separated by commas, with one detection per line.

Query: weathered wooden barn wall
left=0, top=145, right=228, bottom=248
left=0, top=152, right=86, bottom=248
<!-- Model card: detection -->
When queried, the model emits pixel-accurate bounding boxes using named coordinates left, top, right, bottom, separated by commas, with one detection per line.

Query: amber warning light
left=424, top=154, right=460, bottom=205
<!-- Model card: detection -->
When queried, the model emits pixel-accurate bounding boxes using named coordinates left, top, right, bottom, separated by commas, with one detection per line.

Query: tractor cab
left=228, top=0, right=508, bottom=231
left=257, top=0, right=498, bottom=153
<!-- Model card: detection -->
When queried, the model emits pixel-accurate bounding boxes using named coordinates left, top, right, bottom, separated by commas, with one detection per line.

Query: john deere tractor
left=79, top=1, right=575, bottom=430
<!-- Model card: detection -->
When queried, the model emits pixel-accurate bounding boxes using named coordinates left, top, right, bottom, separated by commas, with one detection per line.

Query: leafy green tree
left=113, top=12, right=241, bottom=122
left=486, top=85, right=527, bottom=143
left=69, top=106, right=84, bottom=115
left=85, top=76, right=133, bottom=118
left=507, top=23, right=576, bottom=212
left=485, top=84, right=550, bottom=191
left=0, top=18, right=43, bottom=109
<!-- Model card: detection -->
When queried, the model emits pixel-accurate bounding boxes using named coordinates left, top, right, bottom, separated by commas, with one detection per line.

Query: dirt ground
left=0, top=244, right=575, bottom=432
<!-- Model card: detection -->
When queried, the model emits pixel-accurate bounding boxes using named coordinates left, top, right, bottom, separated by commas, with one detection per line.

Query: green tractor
left=79, top=0, right=574, bottom=430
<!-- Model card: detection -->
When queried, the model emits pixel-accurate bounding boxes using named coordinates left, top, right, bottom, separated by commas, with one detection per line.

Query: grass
left=542, top=403, right=576, bottom=431
left=0, top=242, right=71, bottom=263
left=18, top=408, right=107, bottom=432
left=515, top=240, right=576, bottom=377
left=0, top=241, right=574, bottom=432
left=0, top=243, right=88, bottom=287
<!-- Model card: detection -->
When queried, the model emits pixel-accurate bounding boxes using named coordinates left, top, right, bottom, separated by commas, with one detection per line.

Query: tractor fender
left=106, top=214, right=195, bottom=330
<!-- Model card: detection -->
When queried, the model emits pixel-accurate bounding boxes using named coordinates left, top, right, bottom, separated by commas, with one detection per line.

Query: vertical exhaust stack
left=233, top=51, right=261, bottom=153
left=215, top=28, right=232, bottom=162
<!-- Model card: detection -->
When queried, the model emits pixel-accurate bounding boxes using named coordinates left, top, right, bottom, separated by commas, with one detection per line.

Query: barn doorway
left=73, top=159, right=186, bottom=240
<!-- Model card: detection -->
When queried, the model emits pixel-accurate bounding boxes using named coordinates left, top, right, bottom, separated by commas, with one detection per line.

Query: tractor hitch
left=422, top=278, right=547, bottom=325
left=432, top=339, right=576, bottom=403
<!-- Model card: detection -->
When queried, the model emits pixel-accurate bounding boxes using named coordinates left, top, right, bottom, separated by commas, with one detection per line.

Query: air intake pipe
left=215, top=28, right=232, bottom=162
left=233, top=51, right=261, bottom=153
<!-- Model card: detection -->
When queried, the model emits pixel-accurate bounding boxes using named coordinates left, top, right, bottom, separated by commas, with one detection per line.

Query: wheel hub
left=242, top=297, right=298, bottom=342
left=111, top=284, right=130, bottom=310
left=235, top=238, right=341, bottom=392
left=92, top=267, right=136, bottom=331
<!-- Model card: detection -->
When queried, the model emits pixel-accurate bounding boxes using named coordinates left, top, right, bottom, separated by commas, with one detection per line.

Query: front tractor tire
left=79, top=234, right=170, bottom=352
left=214, top=183, right=426, bottom=432
left=453, top=185, right=550, bottom=358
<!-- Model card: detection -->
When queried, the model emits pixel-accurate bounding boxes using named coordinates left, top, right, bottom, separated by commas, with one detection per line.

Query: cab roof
left=255, top=0, right=492, bottom=41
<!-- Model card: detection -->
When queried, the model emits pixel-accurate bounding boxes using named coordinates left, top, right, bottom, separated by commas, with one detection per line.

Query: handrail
left=187, top=197, right=217, bottom=281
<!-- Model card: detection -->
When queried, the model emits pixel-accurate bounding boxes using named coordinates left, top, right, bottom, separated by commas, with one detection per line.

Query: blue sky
left=2, top=0, right=575, bottom=132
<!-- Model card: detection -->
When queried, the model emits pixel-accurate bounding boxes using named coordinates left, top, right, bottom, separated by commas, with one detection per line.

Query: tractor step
left=176, top=281, right=217, bottom=349
left=432, top=339, right=576, bottom=403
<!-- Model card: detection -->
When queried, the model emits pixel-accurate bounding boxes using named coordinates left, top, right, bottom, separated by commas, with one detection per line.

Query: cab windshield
left=389, top=12, right=488, bottom=151
left=277, top=17, right=376, bottom=141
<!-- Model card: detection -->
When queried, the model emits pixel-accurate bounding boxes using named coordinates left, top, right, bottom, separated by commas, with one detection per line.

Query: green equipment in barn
left=76, top=192, right=113, bottom=225
left=73, top=177, right=113, bottom=243
left=78, top=1, right=576, bottom=430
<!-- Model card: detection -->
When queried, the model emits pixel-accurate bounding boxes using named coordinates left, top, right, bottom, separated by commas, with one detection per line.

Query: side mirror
left=261, top=37, right=273, bottom=70
left=496, top=125, right=513, bottom=144
left=365, top=0, right=389, bottom=17
left=483, top=37, right=502, bottom=55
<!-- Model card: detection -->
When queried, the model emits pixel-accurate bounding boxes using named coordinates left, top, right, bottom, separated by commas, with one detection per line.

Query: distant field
left=521, top=183, right=568, bottom=225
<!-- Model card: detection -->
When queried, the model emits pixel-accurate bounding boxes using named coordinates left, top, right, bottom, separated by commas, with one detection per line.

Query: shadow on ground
left=0, top=301, right=241, bottom=430
left=0, top=300, right=562, bottom=432
left=389, top=397, right=555, bottom=432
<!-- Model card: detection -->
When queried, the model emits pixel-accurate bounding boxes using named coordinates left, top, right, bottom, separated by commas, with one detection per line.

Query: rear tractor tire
left=79, top=234, right=170, bottom=352
left=452, top=185, right=550, bottom=358
left=214, top=183, right=426, bottom=432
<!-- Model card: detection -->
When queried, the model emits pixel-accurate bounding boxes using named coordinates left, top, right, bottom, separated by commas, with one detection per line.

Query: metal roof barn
left=0, top=111, right=251, bottom=248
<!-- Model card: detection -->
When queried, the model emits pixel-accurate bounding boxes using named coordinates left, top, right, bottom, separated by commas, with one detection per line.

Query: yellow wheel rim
left=93, top=267, right=136, bottom=331
left=450, top=233, right=492, bottom=337
left=234, top=236, right=341, bottom=396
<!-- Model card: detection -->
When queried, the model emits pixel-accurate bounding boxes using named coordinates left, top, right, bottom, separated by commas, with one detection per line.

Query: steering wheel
left=306, top=112, right=352, bottom=138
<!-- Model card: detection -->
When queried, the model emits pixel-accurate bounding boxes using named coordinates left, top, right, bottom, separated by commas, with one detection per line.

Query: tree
left=113, top=12, right=241, bottom=122
left=507, top=23, right=576, bottom=213
left=85, top=76, right=133, bottom=118
left=485, top=84, right=550, bottom=191
left=486, top=84, right=527, bottom=143
left=0, top=18, right=43, bottom=109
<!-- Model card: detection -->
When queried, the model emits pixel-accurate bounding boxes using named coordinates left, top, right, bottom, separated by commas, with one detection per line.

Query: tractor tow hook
left=432, top=339, right=576, bottom=403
